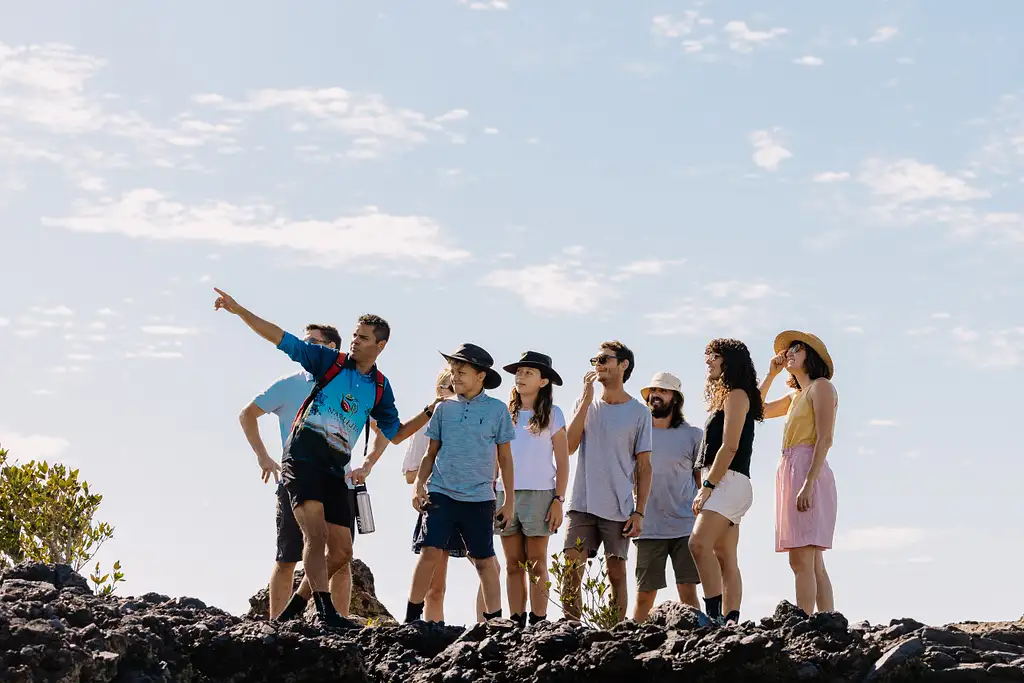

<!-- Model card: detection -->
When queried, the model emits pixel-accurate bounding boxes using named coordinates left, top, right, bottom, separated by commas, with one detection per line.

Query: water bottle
left=354, top=484, right=375, bottom=534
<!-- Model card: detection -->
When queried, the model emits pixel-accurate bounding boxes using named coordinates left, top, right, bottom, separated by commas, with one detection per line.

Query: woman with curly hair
left=689, top=338, right=764, bottom=625
left=759, top=331, right=838, bottom=616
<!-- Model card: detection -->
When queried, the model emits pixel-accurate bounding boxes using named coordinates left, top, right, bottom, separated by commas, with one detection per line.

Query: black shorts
left=276, top=481, right=357, bottom=563
left=419, top=492, right=495, bottom=559
left=281, top=457, right=355, bottom=526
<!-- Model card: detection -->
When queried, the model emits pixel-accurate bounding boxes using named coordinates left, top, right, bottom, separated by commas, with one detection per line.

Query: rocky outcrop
left=2, top=562, right=1023, bottom=682
left=246, top=560, right=394, bottom=624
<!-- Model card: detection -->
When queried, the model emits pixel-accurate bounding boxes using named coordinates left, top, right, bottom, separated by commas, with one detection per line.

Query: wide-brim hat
left=440, top=343, right=502, bottom=390
left=640, top=371, right=682, bottom=402
left=773, top=330, right=834, bottom=379
left=502, top=351, right=563, bottom=386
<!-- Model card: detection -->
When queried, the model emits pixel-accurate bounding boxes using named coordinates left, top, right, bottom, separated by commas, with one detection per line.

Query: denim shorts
left=419, top=492, right=495, bottom=559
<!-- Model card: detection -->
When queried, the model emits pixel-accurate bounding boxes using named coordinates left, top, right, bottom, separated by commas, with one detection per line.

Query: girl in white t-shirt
left=497, top=351, right=569, bottom=628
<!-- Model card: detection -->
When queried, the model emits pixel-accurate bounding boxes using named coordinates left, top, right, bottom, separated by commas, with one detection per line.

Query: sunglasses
left=590, top=354, right=618, bottom=366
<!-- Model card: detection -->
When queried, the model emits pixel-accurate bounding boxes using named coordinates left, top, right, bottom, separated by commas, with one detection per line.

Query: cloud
left=723, top=21, right=788, bottom=53
left=949, top=326, right=1024, bottom=368
left=836, top=526, right=927, bottom=551
left=813, top=171, right=850, bottom=183
left=459, top=0, right=508, bottom=9
left=651, top=12, right=702, bottom=38
left=481, top=262, right=606, bottom=315
left=749, top=129, right=792, bottom=171
left=610, top=259, right=684, bottom=282
left=794, top=56, right=824, bottom=67
left=857, top=158, right=990, bottom=204
left=868, top=419, right=899, bottom=427
left=124, top=349, right=185, bottom=360
left=194, top=88, right=467, bottom=159
left=31, top=305, right=73, bottom=316
left=646, top=280, right=785, bottom=336
left=142, top=325, right=196, bottom=336
left=43, top=189, right=471, bottom=272
left=484, top=127, right=499, bottom=135
left=0, top=317, right=8, bottom=327
left=843, top=326, right=865, bottom=334
left=0, top=431, right=70, bottom=461
left=868, top=26, right=899, bottom=43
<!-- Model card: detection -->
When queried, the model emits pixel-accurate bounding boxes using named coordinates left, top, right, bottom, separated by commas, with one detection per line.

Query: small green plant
left=0, top=445, right=125, bottom=595
left=89, top=560, right=125, bottom=596
left=522, top=537, right=621, bottom=630
left=364, top=617, right=380, bottom=628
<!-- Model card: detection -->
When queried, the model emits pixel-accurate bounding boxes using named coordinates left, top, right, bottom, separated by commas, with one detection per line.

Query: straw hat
left=773, top=330, right=834, bottom=378
left=640, top=371, right=683, bottom=402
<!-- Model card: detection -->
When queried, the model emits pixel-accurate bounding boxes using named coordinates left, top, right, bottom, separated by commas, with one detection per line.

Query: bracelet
left=632, top=510, right=644, bottom=518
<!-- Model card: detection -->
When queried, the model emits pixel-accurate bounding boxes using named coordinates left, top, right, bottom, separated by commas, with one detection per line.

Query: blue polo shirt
left=424, top=390, right=515, bottom=502
left=275, top=331, right=400, bottom=471
left=251, top=370, right=353, bottom=487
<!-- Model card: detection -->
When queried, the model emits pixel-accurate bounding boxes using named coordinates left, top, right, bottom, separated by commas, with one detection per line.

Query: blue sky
left=2, top=1, right=1023, bottom=628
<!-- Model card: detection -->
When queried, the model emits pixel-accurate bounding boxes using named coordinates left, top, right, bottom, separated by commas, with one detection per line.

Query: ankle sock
left=703, top=594, right=723, bottom=619
left=725, top=610, right=740, bottom=624
left=312, top=591, right=339, bottom=619
left=276, top=593, right=307, bottom=621
left=405, top=600, right=425, bottom=623
left=510, top=613, right=526, bottom=628
left=528, top=612, right=547, bottom=626
left=483, top=609, right=503, bottom=621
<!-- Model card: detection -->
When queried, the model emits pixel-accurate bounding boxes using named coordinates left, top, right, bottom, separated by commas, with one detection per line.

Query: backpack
left=289, top=351, right=386, bottom=456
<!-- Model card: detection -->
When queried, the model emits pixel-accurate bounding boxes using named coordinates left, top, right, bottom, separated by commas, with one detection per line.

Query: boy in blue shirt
left=406, top=343, right=516, bottom=623
left=213, top=288, right=436, bottom=629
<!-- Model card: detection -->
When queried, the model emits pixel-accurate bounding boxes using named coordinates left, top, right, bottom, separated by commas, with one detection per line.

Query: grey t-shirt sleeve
left=634, top=402, right=654, bottom=455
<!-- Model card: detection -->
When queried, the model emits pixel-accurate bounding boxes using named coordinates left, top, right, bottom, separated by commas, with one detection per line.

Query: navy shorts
left=419, top=492, right=495, bottom=559
left=412, top=511, right=467, bottom=557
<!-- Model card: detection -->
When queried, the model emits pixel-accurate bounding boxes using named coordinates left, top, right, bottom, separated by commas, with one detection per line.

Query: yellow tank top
left=782, top=389, right=817, bottom=448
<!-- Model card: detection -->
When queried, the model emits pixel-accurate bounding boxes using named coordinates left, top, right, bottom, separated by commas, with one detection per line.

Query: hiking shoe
left=317, top=612, right=360, bottom=631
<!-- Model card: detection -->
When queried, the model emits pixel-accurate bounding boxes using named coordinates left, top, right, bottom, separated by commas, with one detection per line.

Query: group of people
left=214, top=287, right=840, bottom=630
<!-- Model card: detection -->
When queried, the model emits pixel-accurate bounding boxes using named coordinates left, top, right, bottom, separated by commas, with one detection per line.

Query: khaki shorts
left=635, top=537, right=700, bottom=592
left=494, top=489, right=556, bottom=537
left=563, top=510, right=630, bottom=560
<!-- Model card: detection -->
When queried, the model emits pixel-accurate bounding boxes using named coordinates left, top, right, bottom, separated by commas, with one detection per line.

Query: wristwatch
left=553, top=495, right=565, bottom=502
left=702, top=479, right=716, bottom=490
left=424, top=404, right=434, bottom=417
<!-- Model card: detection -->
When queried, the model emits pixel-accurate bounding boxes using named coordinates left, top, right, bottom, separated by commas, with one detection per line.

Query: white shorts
left=700, top=468, right=753, bottom=525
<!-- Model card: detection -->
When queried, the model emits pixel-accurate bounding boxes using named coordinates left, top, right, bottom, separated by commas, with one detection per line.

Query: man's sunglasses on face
left=590, top=354, right=618, bottom=366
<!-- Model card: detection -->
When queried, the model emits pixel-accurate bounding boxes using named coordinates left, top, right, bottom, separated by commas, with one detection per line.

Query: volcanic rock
left=246, top=559, right=394, bottom=624
left=3, top=562, right=1023, bottom=682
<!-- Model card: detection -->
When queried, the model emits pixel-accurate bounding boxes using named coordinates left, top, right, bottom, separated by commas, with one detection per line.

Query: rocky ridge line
left=2, top=562, right=1023, bottom=682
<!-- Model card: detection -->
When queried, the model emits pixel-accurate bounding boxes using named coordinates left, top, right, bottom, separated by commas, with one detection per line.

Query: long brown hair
left=703, top=337, right=765, bottom=421
left=509, top=381, right=554, bottom=433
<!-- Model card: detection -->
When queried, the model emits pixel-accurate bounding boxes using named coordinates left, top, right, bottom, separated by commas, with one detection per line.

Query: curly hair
left=509, top=381, right=554, bottom=433
left=785, top=342, right=831, bottom=390
left=703, top=338, right=765, bottom=421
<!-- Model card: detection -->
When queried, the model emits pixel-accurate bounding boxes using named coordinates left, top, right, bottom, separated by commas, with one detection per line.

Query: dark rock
left=3, top=564, right=1021, bottom=682
left=246, top=560, right=393, bottom=623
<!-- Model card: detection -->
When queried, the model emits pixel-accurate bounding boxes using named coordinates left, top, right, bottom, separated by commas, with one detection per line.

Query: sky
left=2, top=0, right=1023, bottom=629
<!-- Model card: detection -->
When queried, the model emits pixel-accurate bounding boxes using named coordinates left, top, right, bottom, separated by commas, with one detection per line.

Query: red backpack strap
left=290, top=351, right=347, bottom=431
left=373, top=369, right=385, bottom=408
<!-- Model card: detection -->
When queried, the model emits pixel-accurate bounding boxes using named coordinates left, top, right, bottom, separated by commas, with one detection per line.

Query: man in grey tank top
left=562, top=340, right=653, bottom=623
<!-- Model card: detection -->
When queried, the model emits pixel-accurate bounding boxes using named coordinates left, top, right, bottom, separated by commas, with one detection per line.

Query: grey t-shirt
left=568, top=395, right=654, bottom=522
left=638, top=423, right=703, bottom=540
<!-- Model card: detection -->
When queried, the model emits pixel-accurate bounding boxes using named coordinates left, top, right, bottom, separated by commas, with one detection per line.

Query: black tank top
left=696, top=406, right=755, bottom=477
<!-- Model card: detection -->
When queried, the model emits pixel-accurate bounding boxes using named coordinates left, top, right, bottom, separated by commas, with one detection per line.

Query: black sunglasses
left=590, top=354, right=618, bottom=366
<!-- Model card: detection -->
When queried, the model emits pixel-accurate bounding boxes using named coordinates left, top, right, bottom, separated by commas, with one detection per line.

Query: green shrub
left=0, top=444, right=125, bottom=595
left=522, top=537, right=621, bottom=630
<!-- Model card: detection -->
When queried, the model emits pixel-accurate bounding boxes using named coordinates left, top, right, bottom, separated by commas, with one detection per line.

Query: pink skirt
left=775, top=444, right=837, bottom=552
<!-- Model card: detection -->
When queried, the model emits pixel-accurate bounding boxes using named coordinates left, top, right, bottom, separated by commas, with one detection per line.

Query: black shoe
left=317, top=611, right=360, bottom=631
left=274, top=593, right=308, bottom=622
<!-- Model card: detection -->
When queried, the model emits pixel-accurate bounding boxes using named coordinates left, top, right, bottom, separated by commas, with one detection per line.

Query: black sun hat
left=440, top=343, right=502, bottom=390
left=502, top=350, right=563, bottom=386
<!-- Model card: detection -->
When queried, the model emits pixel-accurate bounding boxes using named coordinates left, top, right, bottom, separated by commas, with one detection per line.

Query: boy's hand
left=412, top=481, right=429, bottom=512
left=496, top=500, right=514, bottom=530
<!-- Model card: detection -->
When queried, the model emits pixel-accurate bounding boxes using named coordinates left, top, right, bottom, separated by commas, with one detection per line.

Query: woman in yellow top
left=759, top=330, right=838, bottom=616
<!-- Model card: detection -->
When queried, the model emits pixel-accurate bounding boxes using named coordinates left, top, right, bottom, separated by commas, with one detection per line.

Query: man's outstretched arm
left=213, top=288, right=284, bottom=346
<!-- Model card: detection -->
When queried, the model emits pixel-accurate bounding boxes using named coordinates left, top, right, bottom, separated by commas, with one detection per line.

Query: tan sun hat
left=640, top=371, right=682, bottom=402
left=773, top=330, right=834, bottom=378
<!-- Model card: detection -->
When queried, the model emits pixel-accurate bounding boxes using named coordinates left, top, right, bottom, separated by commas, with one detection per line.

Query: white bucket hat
left=640, top=371, right=683, bottom=402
